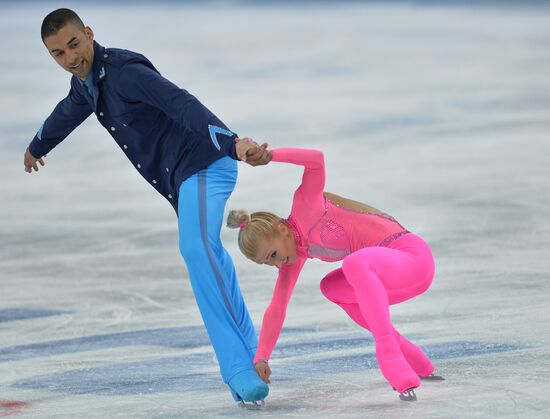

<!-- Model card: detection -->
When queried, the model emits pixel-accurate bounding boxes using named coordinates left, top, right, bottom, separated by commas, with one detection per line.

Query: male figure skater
left=23, top=8, right=271, bottom=406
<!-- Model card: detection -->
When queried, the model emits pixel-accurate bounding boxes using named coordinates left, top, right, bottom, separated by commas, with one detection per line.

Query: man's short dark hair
left=41, top=8, right=85, bottom=42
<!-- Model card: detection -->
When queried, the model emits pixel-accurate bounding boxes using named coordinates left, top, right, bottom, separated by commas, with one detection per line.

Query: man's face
left=44, top=23, right=94, bottom=80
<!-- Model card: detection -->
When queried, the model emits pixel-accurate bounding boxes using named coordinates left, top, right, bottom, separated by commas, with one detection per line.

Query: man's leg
left=178, top=156, right=267, bottom=401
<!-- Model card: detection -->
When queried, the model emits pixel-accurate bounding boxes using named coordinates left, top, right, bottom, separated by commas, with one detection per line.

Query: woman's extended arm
left=270, top=148, right=325, bottom=202
left=254, top=255, right=308, bottom=365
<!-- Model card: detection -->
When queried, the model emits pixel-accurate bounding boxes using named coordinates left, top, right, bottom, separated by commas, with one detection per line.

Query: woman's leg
left=178, top=157, right=267, bottom=402
left=320, top=267, right=435, bottom=377
left=337, top=234, right=435, bottom=392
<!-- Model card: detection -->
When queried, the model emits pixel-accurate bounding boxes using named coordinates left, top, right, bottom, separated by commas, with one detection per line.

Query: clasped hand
left=235, top=138, right=272, bottom=166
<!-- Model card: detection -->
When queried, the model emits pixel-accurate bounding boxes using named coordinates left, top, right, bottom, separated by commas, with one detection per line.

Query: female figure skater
left=227, top=144, right=442, bottom=401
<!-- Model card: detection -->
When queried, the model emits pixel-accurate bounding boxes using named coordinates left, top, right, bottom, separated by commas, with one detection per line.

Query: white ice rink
left=1, top=1, right=550, bottom=418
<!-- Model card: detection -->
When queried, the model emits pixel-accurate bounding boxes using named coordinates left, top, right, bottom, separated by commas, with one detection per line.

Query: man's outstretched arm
left=24, top=79, right=92, bottom=173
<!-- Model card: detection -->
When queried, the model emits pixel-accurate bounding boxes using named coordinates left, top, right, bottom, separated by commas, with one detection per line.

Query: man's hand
left=255, top=360, right=271, bottom=384
left=24, top=148, right=46, bottom=173
left=235, top=138, right=272, bottom=167
left=235, top=137, right=256, bottom=162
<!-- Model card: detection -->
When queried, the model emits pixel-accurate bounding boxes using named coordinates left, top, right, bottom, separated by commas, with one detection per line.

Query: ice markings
left=0, top=308, right=67, bottom=324
left=0, top=400, right=31, bottom=416
left=0, top=326, right=211, bottom=363
left=15, top=355, right=220, bottom=396
left=275, top=341, right=526, bottom=381
left=0, top=326, right=316, bottom=363
left=9, top=333, right=526, bottom=396
left=273, top=334, right=375, bottom=358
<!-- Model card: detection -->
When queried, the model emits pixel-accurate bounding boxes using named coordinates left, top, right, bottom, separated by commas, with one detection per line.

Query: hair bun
left=226, top=210, right=251, bottom=229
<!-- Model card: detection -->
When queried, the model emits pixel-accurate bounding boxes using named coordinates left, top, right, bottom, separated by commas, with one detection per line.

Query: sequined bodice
left=287, top=197, right=409, bottom=262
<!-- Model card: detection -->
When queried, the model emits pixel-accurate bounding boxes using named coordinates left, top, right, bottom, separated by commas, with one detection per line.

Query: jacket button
left=168, top=194, right=173, bottom=199
left=137, top=164, right=141, bottom=169
left=111, top=126, right=115, bottom=132
left=123, top=145, right=128, bottom=149
left=99, top=112, right=104, bottom=116
left=104, top=54, right=108, bottom=58
left=152, top=180, right=157, bottom=184
left=166, top=168, right=169, bottom=172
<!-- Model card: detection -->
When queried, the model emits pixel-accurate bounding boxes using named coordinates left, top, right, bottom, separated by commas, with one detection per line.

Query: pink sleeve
left=254, top=256, right=307, bottom=363
left=271, top=148, right=326, bottom=201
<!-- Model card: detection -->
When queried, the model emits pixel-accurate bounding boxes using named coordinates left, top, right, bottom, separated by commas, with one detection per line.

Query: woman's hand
left=255, top=360, right=271, bottom=384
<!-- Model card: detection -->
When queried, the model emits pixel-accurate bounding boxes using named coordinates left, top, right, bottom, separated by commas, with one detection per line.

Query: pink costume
left=253, top=148, right=436, bottom=393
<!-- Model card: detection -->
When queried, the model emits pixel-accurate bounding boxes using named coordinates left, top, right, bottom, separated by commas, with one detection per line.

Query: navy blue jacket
left=29, top=41, right=239, bottom=213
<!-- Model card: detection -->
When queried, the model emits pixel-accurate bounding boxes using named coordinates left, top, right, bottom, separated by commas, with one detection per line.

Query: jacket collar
left=91, top=41, right=107, bottom=85
left=76, top=41, right=106, bottom=112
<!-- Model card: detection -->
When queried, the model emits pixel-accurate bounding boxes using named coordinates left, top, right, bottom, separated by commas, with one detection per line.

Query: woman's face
left=252, top=223, right=297, bottom=268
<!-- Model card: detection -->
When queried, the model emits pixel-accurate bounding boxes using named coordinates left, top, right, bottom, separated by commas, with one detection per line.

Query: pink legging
left=320, top=233, right=435, bottom=392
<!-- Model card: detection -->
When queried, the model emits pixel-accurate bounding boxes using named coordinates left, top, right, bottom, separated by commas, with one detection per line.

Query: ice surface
left=1, top=1, right=550, bottom=418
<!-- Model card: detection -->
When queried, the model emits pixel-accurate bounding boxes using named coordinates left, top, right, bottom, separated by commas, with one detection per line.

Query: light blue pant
left=177, top=156, right=257, bottom=383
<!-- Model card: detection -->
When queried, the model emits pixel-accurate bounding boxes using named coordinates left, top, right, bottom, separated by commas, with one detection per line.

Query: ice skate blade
left=238, top=400, right=265, bottom=410
left=421, top=374, right=445, bottom=381
left=399, top=389, right=417, bottom=402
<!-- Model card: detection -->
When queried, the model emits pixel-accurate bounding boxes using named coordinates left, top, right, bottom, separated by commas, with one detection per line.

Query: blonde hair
left=227, top=210, right=283, bottom=259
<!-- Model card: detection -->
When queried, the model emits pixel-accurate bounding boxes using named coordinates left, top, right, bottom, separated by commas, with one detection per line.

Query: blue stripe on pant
left=178, top=156, right=257, bottom=383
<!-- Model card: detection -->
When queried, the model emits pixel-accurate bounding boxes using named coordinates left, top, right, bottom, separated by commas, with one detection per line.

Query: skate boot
left=375, top=335, right=420, bottom=401
left=228, top=369, right=268, bottom=409
left=396, top=334, right=445, bottom=380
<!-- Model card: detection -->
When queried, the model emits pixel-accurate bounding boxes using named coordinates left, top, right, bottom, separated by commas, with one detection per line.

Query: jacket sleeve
left=117, top=61, right=239, bottom=160
left=28, top=79, right=93, bottom=159
left=254, top=256, right=307, bottom=363
left=270, top=148, right=326, bottom=204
